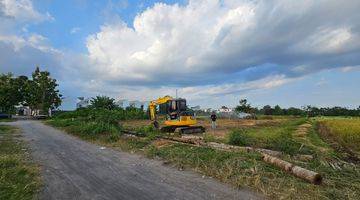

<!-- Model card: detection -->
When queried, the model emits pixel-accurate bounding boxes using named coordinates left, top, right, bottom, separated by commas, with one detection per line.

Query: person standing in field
left=210, top=112, right=217, bottom=129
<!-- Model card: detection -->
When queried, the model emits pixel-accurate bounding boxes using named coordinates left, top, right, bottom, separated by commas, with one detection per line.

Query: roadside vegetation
left=47, top=96, right=147, bottom=142
left=0, top=125, right=41, bottom=200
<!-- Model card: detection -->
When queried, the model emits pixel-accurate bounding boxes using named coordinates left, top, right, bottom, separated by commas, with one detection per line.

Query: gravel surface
left=1, top=120, right=262, bottom=200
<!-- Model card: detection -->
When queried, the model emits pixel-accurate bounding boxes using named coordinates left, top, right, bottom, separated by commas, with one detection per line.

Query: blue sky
left=0, top=0, right=359, bottom=110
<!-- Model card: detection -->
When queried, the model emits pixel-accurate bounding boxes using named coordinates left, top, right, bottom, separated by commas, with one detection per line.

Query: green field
left=227, top=118, right=312, bottom=155
left=0, top=125, right=41, bottom=200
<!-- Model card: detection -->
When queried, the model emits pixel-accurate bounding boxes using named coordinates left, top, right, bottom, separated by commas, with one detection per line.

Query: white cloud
left=70, top=27, right=81, bottom=34
left=76, top=74, right=293, bottom=104
left=0, top=0, right=53, bottom=22
left=341, top=65, right=360, bottom=73
left=85, top=0, right=360, bottom=87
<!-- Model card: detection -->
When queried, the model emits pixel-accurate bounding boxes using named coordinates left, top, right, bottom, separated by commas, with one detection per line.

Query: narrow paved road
left=2, top=120, right=261, bottom=200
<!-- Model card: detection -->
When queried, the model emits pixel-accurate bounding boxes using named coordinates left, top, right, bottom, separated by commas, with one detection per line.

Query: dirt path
left=1, top=120, right=261, bottom=200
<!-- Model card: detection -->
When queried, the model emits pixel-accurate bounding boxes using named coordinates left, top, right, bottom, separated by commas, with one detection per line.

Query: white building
left=190, top=105, right=201, bottom=111
left=15, top=105, right=31, bottom=116
left=217, top=106, right=234, bottom=113
left=115, top=99, right=130, bottom=108
left=202, top=108, right=212, bottom=113
left=115, top=99, right=149, bottom=110
left=237, top=112, right=252, bottom=119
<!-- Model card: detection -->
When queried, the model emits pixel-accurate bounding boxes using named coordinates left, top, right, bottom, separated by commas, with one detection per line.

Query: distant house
left=202, top=108, right=212, bottom=113
left=237, top=112, right=252, bottom=119
left=128, top=100, right=149, bottom=110
left=190, top=105, right=201, bottom=111
left=76, top=97, right=91, bottom=109
left=218, top=106, right=234, bottom=113
left=115, top=99, right=148, bottom=110
left=115, top=99, right=129, bottom=108
left=15, top=105, right=31, bottom=116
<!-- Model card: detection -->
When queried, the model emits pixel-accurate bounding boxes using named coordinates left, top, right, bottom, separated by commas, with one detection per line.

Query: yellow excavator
left=149, top=95, right=205, bottom=134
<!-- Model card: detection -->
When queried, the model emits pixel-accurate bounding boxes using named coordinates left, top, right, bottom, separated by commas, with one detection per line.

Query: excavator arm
left=149, top=95, right=173, bottom=121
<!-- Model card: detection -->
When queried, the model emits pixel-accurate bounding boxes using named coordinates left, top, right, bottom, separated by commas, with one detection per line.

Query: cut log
left=291, top=166, right=322, bottom=184
left=206, top=142, right=282, bottom=157
left=262, top=153, right=293, bottom=171
left=262, top=153, right=322, bottom=184
left=163, top=136, right=205, bottom=146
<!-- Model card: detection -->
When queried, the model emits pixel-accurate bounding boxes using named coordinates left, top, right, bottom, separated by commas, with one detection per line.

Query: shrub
left=53, top=107, right=148, bottom=123
left=228, top=129, right=253, bottom=146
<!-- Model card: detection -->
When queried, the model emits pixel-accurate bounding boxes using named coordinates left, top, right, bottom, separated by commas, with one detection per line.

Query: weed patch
left=0, top=125, right=40, bottom=200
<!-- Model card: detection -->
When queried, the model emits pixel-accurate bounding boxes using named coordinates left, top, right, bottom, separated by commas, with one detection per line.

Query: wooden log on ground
left=261, top=153, right=322, bottom=184
left=291, top=166, right=322, bottom=184
left=262, top=153, right=293, bottom=171
left=255, top=148, right=283, bottom=157
left=206, top=142, right=252, bottom=152
left=206, top=142, right=282, bottom=157
left=163, top=136, right=205, bottom=146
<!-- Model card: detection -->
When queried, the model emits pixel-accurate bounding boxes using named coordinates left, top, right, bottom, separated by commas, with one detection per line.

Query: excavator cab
left=167, top=98, right=191, bottom=120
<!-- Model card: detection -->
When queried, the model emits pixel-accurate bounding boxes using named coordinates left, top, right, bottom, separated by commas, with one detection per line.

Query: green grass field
left=227, top=118, right=314, bottom=155
left=0, top=125, right=41, bottom=200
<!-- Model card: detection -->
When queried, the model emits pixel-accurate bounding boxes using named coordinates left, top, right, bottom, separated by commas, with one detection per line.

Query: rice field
left=318, top=118, right=360, bottom=155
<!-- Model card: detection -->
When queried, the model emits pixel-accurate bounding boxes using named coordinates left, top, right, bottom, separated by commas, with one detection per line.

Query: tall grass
left=48, top=107, right=148, bottom=141
left=54, top=107, right=147, bottom=122
left=320, top=118, right=360, bottom=153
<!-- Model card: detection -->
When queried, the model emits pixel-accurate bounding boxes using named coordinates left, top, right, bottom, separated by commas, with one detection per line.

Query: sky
left=0, top=0, right=359, bottom=110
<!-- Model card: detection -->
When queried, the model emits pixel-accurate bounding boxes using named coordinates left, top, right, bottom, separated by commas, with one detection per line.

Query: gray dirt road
left=2, top=120, right=262, bottom=200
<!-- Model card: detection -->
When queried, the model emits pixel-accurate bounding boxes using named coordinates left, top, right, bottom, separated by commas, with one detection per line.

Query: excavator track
left=176, top=126, right=205, bottom=134
left=160, top=126, right=205, bottom=134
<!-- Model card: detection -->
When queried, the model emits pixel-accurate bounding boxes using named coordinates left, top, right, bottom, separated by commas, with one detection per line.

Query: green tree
left=90, top=96, right=117, bottom=110
left=13, top=75, right=29, bottom=105
left=0, top=74, right=32, bottom=114
left=235, top=99, right=252, bottom=113
left=263, top=105, right=273, bottom=115
left=26, top=67, right=62, bottom=113
left=0, top=73, right=17, bottom=113
left=273, top=105, right=283, bottom=115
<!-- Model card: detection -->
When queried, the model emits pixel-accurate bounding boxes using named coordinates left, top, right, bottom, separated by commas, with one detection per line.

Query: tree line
left=0, top=67, right=62, bottom=114
left=235, top=99, right=360, bottom=117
